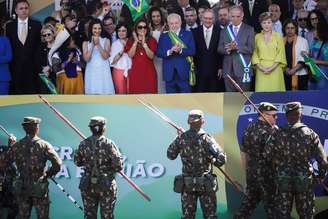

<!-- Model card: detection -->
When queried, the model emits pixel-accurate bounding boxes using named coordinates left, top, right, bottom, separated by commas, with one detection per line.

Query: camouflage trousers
left=17, top=195, right=50, bottom=219
left=234, top=179, right=276, bottom=219
left=181, top=190, right=217, bottom=219
left=81, top=182, right=117, bottom=219
left=275, top=190, right=314, bottom=219
left=0, top=190, right=18, bottom=219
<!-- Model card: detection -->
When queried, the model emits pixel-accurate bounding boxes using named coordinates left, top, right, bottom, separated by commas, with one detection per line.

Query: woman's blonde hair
left=41, top=24, right=56, bottom=42
left=259, top=12, right=272, bottom=23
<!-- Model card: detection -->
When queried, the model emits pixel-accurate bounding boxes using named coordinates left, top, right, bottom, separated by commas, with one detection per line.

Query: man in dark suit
left=239, top=0, right=268, bottom=32
left=6, top=0, right=42, bottom=94
left=157, top=13, right=196, bottom=93
left=272, top=0, right=294, bottom=22
left=192, top=9, right=224, bottom=92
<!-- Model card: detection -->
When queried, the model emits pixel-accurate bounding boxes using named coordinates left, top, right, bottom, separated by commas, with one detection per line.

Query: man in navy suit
left=157, top=13, right=196, bottom=93
left=5, top=0, right=41, bottom=94
left=192, top=9, right=224, bottom=92
left=239, top=0, right=268, bottom=33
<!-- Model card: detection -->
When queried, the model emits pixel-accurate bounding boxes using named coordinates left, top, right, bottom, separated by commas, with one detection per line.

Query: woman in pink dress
left=125, top=18, right=157, bottom=94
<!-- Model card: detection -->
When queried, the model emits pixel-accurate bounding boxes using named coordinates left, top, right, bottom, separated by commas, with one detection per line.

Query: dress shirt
left=248, top=0, right=255, bottom=15
left=186, top=23, right=198, bottom=31
left=304, top=0, right=317, bottom=11
left=17, top=17, right=28, bottom=38
left=203, top=25, right=213, bottom=48
left=231, top=23, right=242, bottom=36
left=273, top=20, right=283, bottom=36
left=298, top=28, right=309, bottom=38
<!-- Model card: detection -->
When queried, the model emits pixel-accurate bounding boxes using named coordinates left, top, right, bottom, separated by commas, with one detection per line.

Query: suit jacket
left=272, top=0, right=294, bottom=22
left=218, top=23, right=254, bottom=78
left=5, top=18, right=42, bottom=94
left=192, top=24, right=222, bottom=77
left=156, top=29, right=196, bottom=82
left=240, top=0, right=268, bottom=33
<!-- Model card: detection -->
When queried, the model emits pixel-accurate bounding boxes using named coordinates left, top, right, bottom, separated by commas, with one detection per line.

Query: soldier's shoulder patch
left=300, top=126, right=313, bottom=136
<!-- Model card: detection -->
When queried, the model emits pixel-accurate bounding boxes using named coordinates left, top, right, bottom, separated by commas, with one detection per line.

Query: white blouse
left=109, top=39, right=132, bottom=77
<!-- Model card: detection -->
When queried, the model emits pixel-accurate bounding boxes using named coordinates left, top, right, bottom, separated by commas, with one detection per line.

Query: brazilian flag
left=304, top=54, right=327, bottom=81
left=122, top=0, right=149, bottom=21
left=39, top=74, right=57, bottom=94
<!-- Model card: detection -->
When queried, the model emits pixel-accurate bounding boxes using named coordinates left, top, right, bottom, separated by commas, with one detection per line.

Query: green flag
left=303, top=54, right=324, bottom=81
left=39, top=74, right=57, bottom=94
left=122, top=0, right=149, bottom=21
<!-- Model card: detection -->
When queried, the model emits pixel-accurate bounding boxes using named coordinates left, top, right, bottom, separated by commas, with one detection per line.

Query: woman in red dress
left=125, top=18, right=158, bottom=94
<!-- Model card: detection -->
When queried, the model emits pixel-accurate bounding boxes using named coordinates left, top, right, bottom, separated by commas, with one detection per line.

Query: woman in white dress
left=148, top=7, right=166, bottom=93
left=83, top=18, right=115, bottom=94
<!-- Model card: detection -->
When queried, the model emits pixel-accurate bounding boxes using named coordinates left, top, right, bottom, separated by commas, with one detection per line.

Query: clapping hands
left=170, top=44, right=182, bottom=55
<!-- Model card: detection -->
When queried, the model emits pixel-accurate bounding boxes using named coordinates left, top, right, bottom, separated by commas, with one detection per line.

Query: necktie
left=19, top=22, right=27, bottom=44
left=301, top=29, right=305, bottom=38
left=249, top=0, right=254, bottom=15
left=233, top=26, right=238, bottom=36
left=205, top=29, right=210, bottom=48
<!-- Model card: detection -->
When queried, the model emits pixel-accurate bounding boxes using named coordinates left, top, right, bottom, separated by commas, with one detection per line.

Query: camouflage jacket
left=241, top=120, right=276, bottom=171
left=0, top=145, right=16, bottom=187
left=167, top=128, right=226, bottom=176
left=264, top=122, right=328, bottom=177
left=74, top=135, right=123, bottom=177
left=7, top=136, right=62, bottom=181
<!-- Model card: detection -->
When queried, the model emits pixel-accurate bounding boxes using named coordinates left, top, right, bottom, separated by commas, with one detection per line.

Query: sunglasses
left=310, top=17, right=318, bottom=21
left=137, top=25, right=147, bottom=30
left=42, top=33, right=52, bottom=37
left=297, top=18, right=307, bottom=21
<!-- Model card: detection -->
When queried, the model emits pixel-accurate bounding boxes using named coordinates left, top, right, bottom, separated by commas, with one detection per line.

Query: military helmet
left=285, top=102, right=301, bottom=114
left=188, top=109, right=204, bottom=123
left=258, top=102, right=277, bottom=112
left=89, top=116, right=106, bottom=127
left=21, top=117, right=41, bottom=125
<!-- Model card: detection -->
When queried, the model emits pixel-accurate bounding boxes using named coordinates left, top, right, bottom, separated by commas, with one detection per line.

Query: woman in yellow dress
left=252, top=12, right=287, bottom=91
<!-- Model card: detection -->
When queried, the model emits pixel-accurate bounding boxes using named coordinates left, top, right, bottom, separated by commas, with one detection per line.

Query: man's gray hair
left=167, top=13, right=182, bottom=23
left=229, top=5, right=244, bottom=14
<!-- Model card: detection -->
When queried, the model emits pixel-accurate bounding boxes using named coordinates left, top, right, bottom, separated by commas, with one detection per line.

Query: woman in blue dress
left=0, top=17, right=12, bottom=95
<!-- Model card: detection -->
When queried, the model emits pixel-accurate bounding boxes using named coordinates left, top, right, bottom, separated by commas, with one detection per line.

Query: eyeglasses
left=137, top=25, right=147, bottom=30
left=310, top=17, right=318, bottom=21
left=297, top=18, right=307, bottom=21
left=42, top=33, right=52, bottom=37
left=18, top=7, right=29, bottom=10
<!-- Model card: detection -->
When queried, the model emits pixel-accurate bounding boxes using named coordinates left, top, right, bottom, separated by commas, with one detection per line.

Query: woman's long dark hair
left=147, top=6, right=164, bottom=29
left=87, top=18, right=103, bottom=42
left=115, top=22, right=131, bottom=39
left=316, top=18, right=328, bottom=42
left=307, top=10, right=326, bottom=31
left=133, top=17, right=151, bottom=41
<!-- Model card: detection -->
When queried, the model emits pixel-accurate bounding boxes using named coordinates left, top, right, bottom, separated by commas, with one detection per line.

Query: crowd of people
left=0, top=0, right=328, bottom=95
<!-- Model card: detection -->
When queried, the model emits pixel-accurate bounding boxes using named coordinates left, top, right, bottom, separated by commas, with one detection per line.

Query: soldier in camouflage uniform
left=7, top=117, right=62, bottom=219
left=264, top=102, right=328, bottom=219
left=74, top=116, right=123, bottom=219
left=234, top=102, right=278, bottom=219
left=0, top=139, right=18, bottom=219
left=167, top=109, right=226, bottom=219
